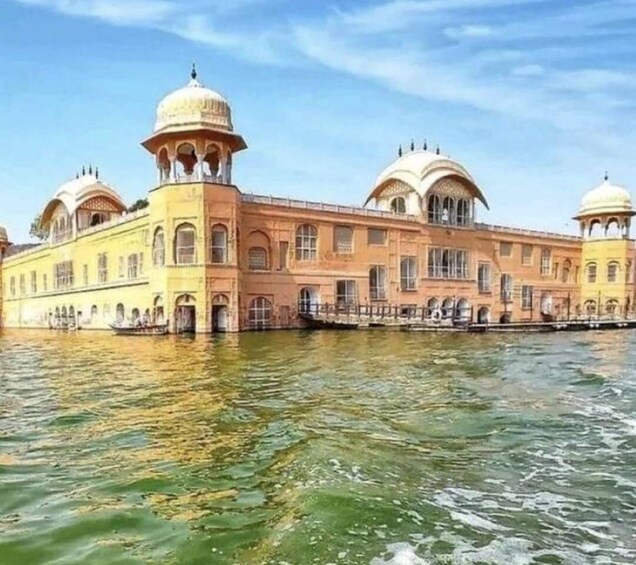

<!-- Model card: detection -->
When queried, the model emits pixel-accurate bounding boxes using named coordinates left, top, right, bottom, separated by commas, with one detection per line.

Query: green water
left=0, top=330, right=634, bottom=564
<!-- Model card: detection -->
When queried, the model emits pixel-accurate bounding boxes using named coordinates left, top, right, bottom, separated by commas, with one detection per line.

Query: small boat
left=109, top=323, right=168, bottom=336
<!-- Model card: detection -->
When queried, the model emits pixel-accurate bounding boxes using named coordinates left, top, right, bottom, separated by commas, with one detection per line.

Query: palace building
left=0, top=68, right=635, bottom=333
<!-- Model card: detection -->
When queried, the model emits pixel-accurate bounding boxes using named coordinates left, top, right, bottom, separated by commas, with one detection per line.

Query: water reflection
left=0, top=329, right=635, bottom=564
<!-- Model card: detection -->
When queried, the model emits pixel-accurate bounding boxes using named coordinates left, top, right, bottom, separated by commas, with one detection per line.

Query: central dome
left=154, top=66, right=233, bottom=134
left=577, top=178, right=634, bottom=218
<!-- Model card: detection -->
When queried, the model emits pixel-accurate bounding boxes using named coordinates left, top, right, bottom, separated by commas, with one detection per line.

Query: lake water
left=0, top=329, right=634, bottom=564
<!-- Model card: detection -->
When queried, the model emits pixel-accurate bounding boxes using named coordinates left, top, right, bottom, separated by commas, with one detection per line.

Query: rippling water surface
left=0, top=329, right=634, bottom=564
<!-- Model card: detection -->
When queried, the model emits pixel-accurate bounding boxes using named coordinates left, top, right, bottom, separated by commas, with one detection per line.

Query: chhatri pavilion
left=0, top=68, right=634, bottom=333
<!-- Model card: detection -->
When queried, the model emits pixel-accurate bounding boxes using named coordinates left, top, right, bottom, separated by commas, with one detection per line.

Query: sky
left=2, top=0, right=636, bottom=241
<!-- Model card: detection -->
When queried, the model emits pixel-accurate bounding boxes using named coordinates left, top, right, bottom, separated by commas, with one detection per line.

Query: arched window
left=607, top=261, right=619, bottom=283
left=115, top=303, right=125, bottom=323
left=249, top=297, right=272, bottom=326
left=175, top=142, right=197, bottom=179
left=427, top=194, right=441, bottom=224
left=606, top=218, right=621, bottom=238
left=540, top=249, right=551, bottom=276
left=153, top=228, right=165, bottom=266
left=605, top=299, right=619, bottom=315
left=296, top=224, right=317, bottom=261
left=588, top=219, right=602, bottom=239
left=174, top=223, right=196, bottom=265
left=562, top=259, right=572, bottom=284
left=248, top=247, right=268, bottom=270
left=584, top=299, right=597, bottom=316
left=211, top=224, right=228, bottom=264
left=91, top=305, right=98, bottom=320
left=131, top=308, right=140, bottom=323
left=390, top=197, right=406, bottom=214
left=586, top=263, right=597, bottom=283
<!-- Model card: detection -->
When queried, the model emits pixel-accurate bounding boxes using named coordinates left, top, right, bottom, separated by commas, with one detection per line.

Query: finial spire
left=398, top=144, right=403, bottom=157
left=191, top=62, right=197, bottom=80
left=423, top=139, right=428, bottom=151
left=410, top=139, right=415, bottom=151
left=88, top=164, right=93, bottom=175
left=604, top=171, right=609, bottom=182
left=95, top=166, right=99, bottom=179
left=82, top=165, right=86, bottom=176
left=436, top=145, right=440, bottom=155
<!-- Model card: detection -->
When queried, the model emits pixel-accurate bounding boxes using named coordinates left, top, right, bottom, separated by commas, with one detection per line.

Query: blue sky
left=2, top=0, right=636, bottom=241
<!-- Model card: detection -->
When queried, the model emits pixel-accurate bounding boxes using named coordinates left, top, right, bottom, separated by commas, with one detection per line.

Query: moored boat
left=109, top=324, right=168, bottom=336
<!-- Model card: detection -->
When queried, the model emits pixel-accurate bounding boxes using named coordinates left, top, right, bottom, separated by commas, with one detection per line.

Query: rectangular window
left=500, top=274, right=513, bottom=303
left=367, top=228, right=387, bottom=246
left=279, top=241, right=288, bottom=270
left=369, top=265, right=387, bottom=300
left=608, top=262, right=618, bottom=283
left=521, top=244, right=533, bottom=265
left=428, top=248, right=469, bottom=279
left=43, top=273, right=47, bottom=292
left=334, top=226, right=354, bottom=254
left=522, top=285, right=533, bottom=309
left=19, top=274, right=26, bottom=295
left=478, top=263, right=491, bottom=293
left=587, top=264, right=597, bottom=283
left=83, top=264, right=88, bottom=286
left=541, top=249, right=552, bottom=276
left=118, top=256, right=124, bottom=278
left=127, top=254, right=139, bottom=280
left=500, top=242, right=513, bottom=257
left=336, top=280, right=357, bottom=306
left=553, top=262, right=559, bottom=280
left=53, top=261, right=74, bottom=290
left=30, top=271, right=37, bottom=294
left=400, top=256, right=417, bottom=291
left=98, top=253, right=108, bottom=283
left=10, top=276, right=15, bottom=296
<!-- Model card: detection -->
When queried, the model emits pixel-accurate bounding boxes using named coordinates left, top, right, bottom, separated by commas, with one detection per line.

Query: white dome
left=366, top=149, right=489, bottom=209
left=154, top=68, right=233, bottom=134
left=40, top=172, right=127, bottom=229
left=577, top=178, right=634, bottom=217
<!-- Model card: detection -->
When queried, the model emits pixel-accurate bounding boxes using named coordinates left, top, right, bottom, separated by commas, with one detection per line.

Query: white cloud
left=15, top=0, right=176, bottom=25
left=444, top=24, right=493, bottom=40
left=512, top=64, right=544, bottom=77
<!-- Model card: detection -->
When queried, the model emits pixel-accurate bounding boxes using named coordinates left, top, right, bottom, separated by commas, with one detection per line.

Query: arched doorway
left=153, top=296, right=165, bottom=325
left=115, top=303, right=125, bottom=325
left=211, top=294, right=229, bottom=333
left=441, top=297, right=454, bottom=320
left=455, top=298, right=471, bottom=323
left=175, top=294, right=196, bottom=333
left=298, top=287, right=319, bottom=315
left=477, top=307, right=490, bottom=324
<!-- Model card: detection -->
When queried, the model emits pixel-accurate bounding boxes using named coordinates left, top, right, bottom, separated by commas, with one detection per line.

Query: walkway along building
left=1, top=69, right=635, bottom=333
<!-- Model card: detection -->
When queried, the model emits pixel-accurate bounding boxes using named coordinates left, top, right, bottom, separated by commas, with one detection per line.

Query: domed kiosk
left=574, top=175, right=635, bottom=239
left=142, top=65, right=247, bottom=186
left=365, top=146, right=489, bottom=225
left=575, top=174, right=635, bottom=317
left=39, top=170, right=127, bottom=243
